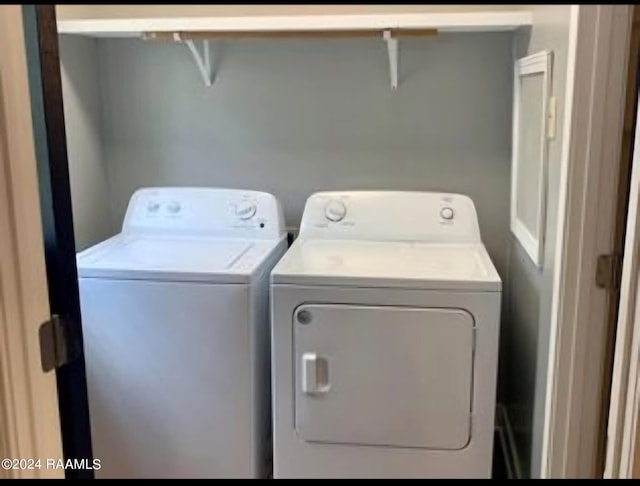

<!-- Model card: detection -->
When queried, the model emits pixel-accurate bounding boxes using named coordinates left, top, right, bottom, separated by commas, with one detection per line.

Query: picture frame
left=511, top=50, right=553, bottom=267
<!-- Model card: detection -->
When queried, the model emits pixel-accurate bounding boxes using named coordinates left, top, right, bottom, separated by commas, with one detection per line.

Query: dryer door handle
left=301, top=353, right=331, bottom=395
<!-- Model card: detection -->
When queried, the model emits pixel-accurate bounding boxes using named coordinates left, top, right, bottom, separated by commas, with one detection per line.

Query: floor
left=493, top=429, right=510, bottom=478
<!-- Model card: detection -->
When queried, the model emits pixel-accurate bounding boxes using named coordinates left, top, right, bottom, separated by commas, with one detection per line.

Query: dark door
left=21, top=5, right=93, bottom=479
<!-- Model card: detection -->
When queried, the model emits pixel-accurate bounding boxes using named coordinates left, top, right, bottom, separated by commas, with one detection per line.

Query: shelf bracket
left=173, top=33, right=213, bottom=87
left=383, top=30, right=399, bottom=90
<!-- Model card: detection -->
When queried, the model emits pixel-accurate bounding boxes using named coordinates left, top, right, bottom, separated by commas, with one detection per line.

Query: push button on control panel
left=325, top=199, right=347, bottom=222
left=440, top=206, right=455, bottom=220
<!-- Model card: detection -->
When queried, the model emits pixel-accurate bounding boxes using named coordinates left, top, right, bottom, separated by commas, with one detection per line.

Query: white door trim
left=541, top=4, right=632, bottom=478
left=0, top=5, right=63, bottom=478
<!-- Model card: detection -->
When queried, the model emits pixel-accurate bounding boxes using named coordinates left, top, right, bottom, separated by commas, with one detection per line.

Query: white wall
left=502, top=5, right=571, bottom=478
left=59, top=35, right=113, bottom=251
left=96, top=33, right=513, bottom=276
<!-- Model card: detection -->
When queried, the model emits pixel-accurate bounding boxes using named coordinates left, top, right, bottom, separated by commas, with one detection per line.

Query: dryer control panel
left=299, top=191, right=482, bottom=243
left=122, top=187, right=285, bottom=239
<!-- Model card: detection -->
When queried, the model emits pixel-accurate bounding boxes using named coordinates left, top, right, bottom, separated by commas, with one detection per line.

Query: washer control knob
left=147, top=201, right=160, bottom=213
left=325, top=199, right=347, bottom=222
left=235, top=201, right=257, bottom=220
left=440, top=206, right=454, bottom=220
left=166, top=201, right=181, bottom=214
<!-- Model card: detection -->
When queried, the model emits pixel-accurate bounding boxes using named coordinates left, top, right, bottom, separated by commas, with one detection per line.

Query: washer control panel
left=123, top=187, right=285, bottom=239
left=299, top=191, right=481, bottom=243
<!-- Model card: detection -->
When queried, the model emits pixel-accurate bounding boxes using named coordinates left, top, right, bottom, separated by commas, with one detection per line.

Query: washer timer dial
left=235, top=201, right=257, bottom=220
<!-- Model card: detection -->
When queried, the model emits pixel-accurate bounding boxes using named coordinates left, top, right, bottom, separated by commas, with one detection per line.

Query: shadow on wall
left=59, top=35, right=113, bottom=251
left=501, top=235, right=542, bottom=479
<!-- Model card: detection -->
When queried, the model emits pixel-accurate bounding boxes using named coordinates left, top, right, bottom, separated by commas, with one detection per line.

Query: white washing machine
left=76, top=187, right=287, bottom=478
left=270, top=191, right=501, bottom=478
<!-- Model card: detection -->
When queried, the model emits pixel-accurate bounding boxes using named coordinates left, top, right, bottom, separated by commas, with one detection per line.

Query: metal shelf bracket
left=383, top=30, right=399, bottom=90
left=142, top=27, right=439, bottom=89
left=173, top=33, right=213, bottom=87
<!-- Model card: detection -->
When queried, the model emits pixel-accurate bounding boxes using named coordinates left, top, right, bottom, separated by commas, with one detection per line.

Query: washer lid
left=271, top=239, right=501, bottom=291
left=77, top=233, right=282, bottom=283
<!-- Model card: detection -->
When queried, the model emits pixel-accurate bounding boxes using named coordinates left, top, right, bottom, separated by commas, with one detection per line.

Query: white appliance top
left=77, top=187, right=286, bottom=283
left=272, top=191, right=501, bottom=291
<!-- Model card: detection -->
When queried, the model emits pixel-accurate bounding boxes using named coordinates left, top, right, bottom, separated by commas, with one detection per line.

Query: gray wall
left=97, top=33, right=513, bottom=277
left=60, top=35, right=113, bottom=251
left=502, top=5, right=571, bottom=478
left=62, top=30, right=575, bottom=474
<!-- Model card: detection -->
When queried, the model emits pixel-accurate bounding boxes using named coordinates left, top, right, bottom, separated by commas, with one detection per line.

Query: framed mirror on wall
left=511, top=50, right=553, bottom=267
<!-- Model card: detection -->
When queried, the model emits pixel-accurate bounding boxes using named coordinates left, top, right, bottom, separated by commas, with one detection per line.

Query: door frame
left=1, top=4, right=94, bottom=479
left=0, top=5, right=64, bottom=479
left=541, top=4, right=633, bottom=478
left=0, top=3, right=634, bottom=480
left=604, top=82, right=640, bottom=478
left=20, top=5, right=94, bottom=478
left=604, top=6, right=640, bottom=477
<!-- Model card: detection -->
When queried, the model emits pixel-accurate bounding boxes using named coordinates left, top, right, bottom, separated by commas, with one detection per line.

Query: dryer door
left=294, top=304, right=474, bottom=450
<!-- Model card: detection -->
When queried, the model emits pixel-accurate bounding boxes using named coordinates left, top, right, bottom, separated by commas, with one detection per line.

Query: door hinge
left=596, top=253, right=622, bottom=290
left=38, top=315, right=77, bottom=372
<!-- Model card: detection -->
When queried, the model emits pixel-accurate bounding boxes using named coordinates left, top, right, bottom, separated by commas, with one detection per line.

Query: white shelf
left=56, top=9, right=532, bottom=90
left=56, top=11, right=532, bottom=37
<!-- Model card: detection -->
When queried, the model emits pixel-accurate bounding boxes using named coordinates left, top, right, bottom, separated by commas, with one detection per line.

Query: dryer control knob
left=235, top=201, right=257, bottom=220
left=440, top=206, right=454, bottom=220
left=325, top=199, right=347, bottom=222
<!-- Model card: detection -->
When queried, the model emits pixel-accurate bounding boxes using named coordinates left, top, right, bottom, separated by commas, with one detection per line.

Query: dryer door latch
left=301, top=353, right=331, bottom=395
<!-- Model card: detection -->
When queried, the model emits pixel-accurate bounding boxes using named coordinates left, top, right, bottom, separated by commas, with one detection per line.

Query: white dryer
left=270, top=191, right=501, bottom=478
left=76, top=187, right=286, bottom=478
